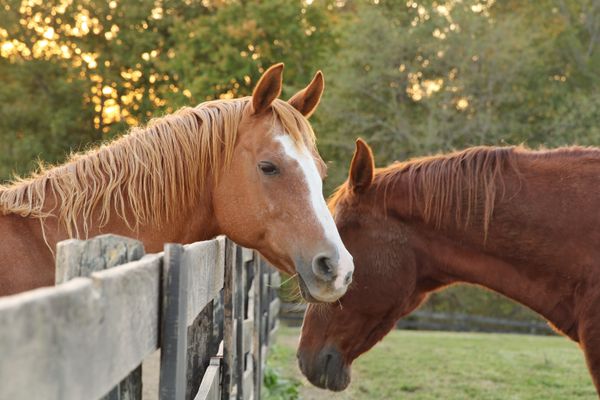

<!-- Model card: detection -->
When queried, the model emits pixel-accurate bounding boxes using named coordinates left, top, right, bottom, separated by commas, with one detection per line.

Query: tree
left=0, top=0, right=338, bottom=180
left=316, top=0, right=600, bottom=189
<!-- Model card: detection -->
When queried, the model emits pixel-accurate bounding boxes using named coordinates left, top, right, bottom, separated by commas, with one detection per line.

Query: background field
left=266, top=326, right=596, bottom=400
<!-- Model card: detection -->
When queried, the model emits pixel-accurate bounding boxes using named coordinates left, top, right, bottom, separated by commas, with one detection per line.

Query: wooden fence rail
left=280, top=303, right=554, bottom=335
left=0, top=234, right=280, bottom=400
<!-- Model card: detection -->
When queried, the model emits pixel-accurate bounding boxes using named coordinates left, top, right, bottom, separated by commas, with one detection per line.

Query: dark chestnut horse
left=0, top=64, right=354, bottom=301
left=298, top=139, right=600, bottom=395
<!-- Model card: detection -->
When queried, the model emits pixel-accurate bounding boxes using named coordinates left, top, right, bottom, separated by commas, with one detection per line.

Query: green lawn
left=266, top=326, right=596, bottom=400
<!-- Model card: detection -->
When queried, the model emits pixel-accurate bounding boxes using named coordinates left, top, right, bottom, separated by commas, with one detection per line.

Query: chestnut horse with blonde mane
left=298, top=139, right=600, bottom=395
left=0, top=64, right=354, bottom=301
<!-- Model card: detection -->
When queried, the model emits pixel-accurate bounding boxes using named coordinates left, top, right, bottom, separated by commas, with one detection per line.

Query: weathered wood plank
left=116, top=366, right=143, bottom=400
left=0, top=255, right=161, bottom=400
left=269, top=299, right=281, bottom=322
left=56, top=234, right=147, bottom=400
left=234, top=245, right=245, bottom=400
left=212, top=291, right=224, bottom=348
left=252, top=253, right=263, bottom=400
left=55, top=234, right=145, bottom=284
left=241, top=248, right=254, bottom=263
left=269, top=273, right=281, bottom=290
left=269, top=320, right=280, bottom=345
left=183, top=237, right=225, bottom=400
left=160, top=244, right=188, bottom=400
left=242, top=362, right=254, bottom=400
left=183, top=237, right=225, bottom=326
left=221, top=239, right=236, bottom=400
left=186, top=301, right=218, bottom=400
left=242, top=319, right=253, bottom=356
left=195, top=339, right=223, bottom=400
left=261, top=345, right=268, bottom=373
left=262, top=273, right=270, bottom=295
left=194, top=358, right=222, bottom=400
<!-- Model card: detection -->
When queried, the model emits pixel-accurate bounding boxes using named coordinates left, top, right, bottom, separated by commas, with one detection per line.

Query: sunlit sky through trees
left=0, top=0, right=503, bottom=134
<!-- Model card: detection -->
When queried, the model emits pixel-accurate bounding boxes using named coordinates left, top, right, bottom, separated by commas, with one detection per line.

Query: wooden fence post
left=252, top=251, right=263, bottom=400
left=159, top=243, right=188, bottom=400
left=233, top=245, right=245, bottom=400
left=55, top=234, right=145, bottom=400
left=221, top=238, right=236, bottom=400
left=187, top=299, right=222, bottom=399
left=258, top=259, right=270, bottom=372
left=268, top=270, right=281, bottom=344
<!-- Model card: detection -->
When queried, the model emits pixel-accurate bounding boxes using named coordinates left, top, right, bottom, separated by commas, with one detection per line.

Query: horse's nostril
left=312, top=255, right=336, bottom=282
left=344, top=271, right=353, bottom=286
left=324, top=353, right=333, bottom=373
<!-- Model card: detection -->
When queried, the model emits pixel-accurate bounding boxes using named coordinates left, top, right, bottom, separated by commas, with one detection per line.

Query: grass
left=267, top=325, right=597, bottom=400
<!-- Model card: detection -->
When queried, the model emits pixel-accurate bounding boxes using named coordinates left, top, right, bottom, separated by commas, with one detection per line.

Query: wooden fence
left=0, top=234, right=281, bottom=400
left=396, top=310, right=554, bottom=335
left=280, top=304, right=553, bottom=335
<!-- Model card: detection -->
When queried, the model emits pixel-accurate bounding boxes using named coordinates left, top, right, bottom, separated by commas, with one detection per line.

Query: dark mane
left=330, top=145, right=600, bottom=236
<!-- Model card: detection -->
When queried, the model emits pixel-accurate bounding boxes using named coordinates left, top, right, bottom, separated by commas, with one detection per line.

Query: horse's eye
left=258, top=161, right=279, bottom=176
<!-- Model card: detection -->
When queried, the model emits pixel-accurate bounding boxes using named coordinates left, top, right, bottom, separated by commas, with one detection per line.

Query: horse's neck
left=392, top=158, right=599, bottom=340
left=100, top=203, right=219, bottom=253
left=411, top=223, right=578, bottom=337
left=41, top=185, right=219, bottom=254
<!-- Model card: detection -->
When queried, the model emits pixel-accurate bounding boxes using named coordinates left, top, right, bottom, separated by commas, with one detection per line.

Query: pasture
left=268, top=326, right=596, bottom=400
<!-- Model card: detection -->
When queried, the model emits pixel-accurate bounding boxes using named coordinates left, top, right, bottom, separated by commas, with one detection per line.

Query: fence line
left=396, top=310, right=554, bottom=335
left=280, top=303, right=554, bottom=335
left=0, top=234, right=280, bottom=400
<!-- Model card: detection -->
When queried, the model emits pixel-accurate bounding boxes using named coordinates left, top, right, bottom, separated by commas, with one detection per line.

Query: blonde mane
left=0, top=98, right=316, bottom=238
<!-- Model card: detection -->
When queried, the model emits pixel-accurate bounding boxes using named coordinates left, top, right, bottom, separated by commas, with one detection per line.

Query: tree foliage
left=0, top=0, right=337, bottom=177
left=317, top=0, right=600, bottom=186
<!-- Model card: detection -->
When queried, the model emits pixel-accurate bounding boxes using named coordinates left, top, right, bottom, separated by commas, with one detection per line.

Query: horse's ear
left=349, top=138, right=374, bottom=193
left=288, top=70, right=324, bottom=118
left=252, top=63, right=284, bottom=115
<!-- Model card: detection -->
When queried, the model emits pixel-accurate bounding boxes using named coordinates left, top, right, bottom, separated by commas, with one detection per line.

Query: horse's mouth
left=297, top=274, right=325, bottom=304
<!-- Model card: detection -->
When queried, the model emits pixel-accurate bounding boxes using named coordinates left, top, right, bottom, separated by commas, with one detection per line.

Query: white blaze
left=277, top=135, right=354, bottom=296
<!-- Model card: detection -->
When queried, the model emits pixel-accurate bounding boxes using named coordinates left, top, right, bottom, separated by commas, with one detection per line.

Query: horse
left=297, top=139, right=600, bottom=394
left=0, top=63, right=354, bottom=301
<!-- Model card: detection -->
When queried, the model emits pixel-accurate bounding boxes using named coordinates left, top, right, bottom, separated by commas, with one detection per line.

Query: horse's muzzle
left=296, top=261, right=351, bottom=303
left=297, top=346, right=351, bottom=391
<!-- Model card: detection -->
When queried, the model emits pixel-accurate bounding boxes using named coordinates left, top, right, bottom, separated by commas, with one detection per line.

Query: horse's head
left=213, top=64, right=354, bottom=303
left=297, top=139, right=427, bottom=390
